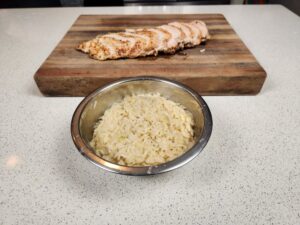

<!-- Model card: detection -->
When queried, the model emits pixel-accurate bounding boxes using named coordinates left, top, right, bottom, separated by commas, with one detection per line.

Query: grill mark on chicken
left=159, top=25, right=185, bottom=51
left=147, top=28, right=169, bottom=51
left=169, top=22, right=193, bottom=46
left=135, top=30, right=159, bottom=53
left=77, top=20, right=209, bottom=60
left=168, top=24, right=186, bottom=41
left=100, top=36, right=132, bottom=59
left=118, top=32, right=148, bottom=57
left=156, top=27, right=177, bottom=53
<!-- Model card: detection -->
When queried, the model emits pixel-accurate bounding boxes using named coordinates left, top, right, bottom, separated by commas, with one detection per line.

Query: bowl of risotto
left=71, top=76, right=212, bottom=175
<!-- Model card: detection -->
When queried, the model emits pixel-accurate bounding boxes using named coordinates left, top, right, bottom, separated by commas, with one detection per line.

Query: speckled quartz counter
left=0, top=5, right=299, bottom=225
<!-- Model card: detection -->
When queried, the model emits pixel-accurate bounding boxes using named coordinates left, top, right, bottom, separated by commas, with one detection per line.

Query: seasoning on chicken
left=77, top=20, right=209, bottom=61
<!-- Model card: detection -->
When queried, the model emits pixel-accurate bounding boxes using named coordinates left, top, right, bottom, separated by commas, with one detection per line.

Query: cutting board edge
left=34, top=71, right=267, bottom=97
left=77, top=13, right=226, bottom=19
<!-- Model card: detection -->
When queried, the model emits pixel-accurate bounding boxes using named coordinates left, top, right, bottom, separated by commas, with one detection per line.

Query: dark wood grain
left=34, top=14, right=266, bottom=96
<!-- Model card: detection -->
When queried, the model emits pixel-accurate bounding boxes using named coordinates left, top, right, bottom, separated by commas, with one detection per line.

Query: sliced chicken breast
left=77, top=20, right=209, bottom=61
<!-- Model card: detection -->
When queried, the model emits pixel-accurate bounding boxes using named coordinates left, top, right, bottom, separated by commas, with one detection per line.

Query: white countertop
left=0, top=5, right=300, bottom=225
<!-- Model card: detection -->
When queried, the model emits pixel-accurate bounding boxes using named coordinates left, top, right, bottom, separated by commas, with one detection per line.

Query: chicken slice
left=135, top=30, right=159, bottom=55
left=184, top=22, right=202, bottom=46
left=191, top=20, right=210, bottom=40
left=147, top=28, right=170, bottom=52
left=158, top=25, right=184, bottom=52
left=92, top=35, right=132, bottom=60
left=80, top=38, right=115, bottom=61
left=120, top=32, right=151, bottom=57
left=168, top=22, right=193, bottom=46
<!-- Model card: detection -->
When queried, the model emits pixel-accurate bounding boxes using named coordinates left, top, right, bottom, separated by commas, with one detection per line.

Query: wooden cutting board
left=34, top=14, right=266, bottom=96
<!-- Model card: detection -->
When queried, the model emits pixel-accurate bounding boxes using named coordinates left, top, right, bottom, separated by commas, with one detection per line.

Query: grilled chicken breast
left=77, top=20, right=209, bottom=61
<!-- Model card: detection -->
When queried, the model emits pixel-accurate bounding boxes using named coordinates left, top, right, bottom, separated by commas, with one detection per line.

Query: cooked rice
left=90, top=93, right=195, bottom=166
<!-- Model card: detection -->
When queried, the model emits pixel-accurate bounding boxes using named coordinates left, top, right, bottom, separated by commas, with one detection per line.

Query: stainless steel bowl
left=71, top=77, right=212, bottom=176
